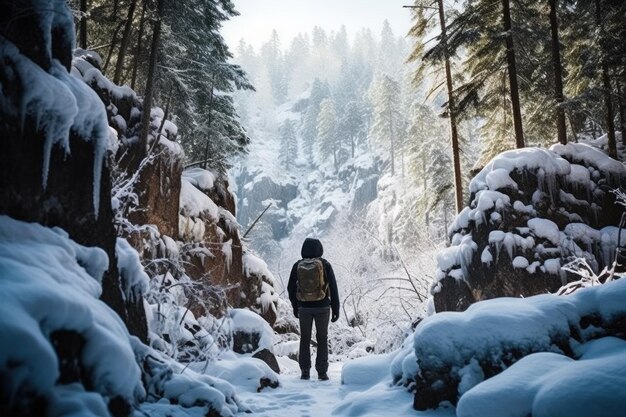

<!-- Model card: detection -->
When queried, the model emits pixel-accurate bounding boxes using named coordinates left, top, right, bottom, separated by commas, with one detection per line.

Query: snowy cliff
left=0, top=2, right=280, bottom=415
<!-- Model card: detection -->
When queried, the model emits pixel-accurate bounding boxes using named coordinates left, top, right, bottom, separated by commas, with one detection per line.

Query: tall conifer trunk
left=618, top=79, right=626, bottom=145
left=114, top=0, right=138, bottom=85
left=138, top=0, right=164, bottom=160
left=131, top=0, right=147, bottom=91
left=436, top=0, right=463, bottom=213
left=595, top=0, right=617, bottom=158
left=501, top=0, right=525, bottom=149
left=549, top=0, right=567, bottom=145
left=79, top=0, right=88, bottom=49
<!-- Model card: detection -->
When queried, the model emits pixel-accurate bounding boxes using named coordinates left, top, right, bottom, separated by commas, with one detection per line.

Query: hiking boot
left=318, top=373, right=329, bottom=381
left=300, top=370, right=310, bottom=380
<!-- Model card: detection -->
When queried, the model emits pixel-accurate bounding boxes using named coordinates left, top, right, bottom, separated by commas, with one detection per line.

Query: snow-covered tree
left=370, top=75, right=403, bottom=175
left=279, top=119, right=298, bottom=170
left=147, top=0, right=255, bottom=172
left=301, top=78, right=330, bottom=162
left=317, top=98, right=340, bottom=171
left=261, top=30, right=288, bottom=105
left=339, top=101, right=367, bottom=159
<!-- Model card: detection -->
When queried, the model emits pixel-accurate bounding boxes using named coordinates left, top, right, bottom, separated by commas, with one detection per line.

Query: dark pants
left=298, top=307, right=330, bottom=374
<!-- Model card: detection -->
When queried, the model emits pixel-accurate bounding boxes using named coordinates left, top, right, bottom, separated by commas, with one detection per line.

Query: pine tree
left=161, top=0, right=255, bottom=172
left=408, top=0, right=464, bottom=212
left=317, top=98, right=340, bottom=171
left=279, top=119, right=298, bottom=170
left=82, top=0, right=255, bottom=172
left=261, top=30, right=288, bottom=105
left=301, top=78, right=330, bottom=163
left=338, top=101, right=367, bottom=159
left=370, top=75, right=402, bottom=176
left=285, top=33, right=311, bottom=96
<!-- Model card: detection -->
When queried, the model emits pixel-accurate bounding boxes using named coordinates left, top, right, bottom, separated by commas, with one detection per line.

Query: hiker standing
left=288, top=238, right=340, bottom=381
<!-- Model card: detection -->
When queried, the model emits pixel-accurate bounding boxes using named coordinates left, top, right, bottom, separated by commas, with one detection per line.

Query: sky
left=222, top=0, right=414, bottom=52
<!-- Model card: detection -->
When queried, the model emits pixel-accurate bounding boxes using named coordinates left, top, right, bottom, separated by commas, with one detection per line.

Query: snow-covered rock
left=434, top=145, right=626, bottom=312
left=411, top=277, right=626, bottom=410
left=456, top=336, right=626, bottom=417
left=0, top=2, right=148, bottom=341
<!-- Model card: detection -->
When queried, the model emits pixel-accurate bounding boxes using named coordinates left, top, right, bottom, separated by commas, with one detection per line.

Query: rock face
left=0, top=0, right=147, bottom=341
left=71, top=51, right=280, bottom=331
left=234, top=154, right=380, bottom=263
left=236, top=170, right=299, bottom=241
left=433, top=144, right=626, bottom=312
left=178, top=169, right=279, bottom=325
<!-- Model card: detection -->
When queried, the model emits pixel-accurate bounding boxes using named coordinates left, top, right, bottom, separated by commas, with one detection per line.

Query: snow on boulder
left=229, top=308, right=275, bottom=354
left=0, top=216, right=245, bottom=417
left=411, top=277, right=626, bottom=410
left=183, top=168, right=217, bottom=192
left=228, top=308, right=280, bottom=374
left=195, top=351, right=279, bottom=393
left=342, top=353, right=393, bottom=388
left=434, top=145, right=626, bottom=312
left=0, top=216, right=144, bottom=414
left=180, top=177, right=220, bottom=221
left=457, top=337, right=626, bottom=417
left=242, top=252, right=280, bottom=326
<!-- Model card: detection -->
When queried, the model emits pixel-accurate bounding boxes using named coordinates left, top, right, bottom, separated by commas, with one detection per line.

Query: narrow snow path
left=236, top=361, right=456, bottom=417
left=238, top=362, right=344, bottom=417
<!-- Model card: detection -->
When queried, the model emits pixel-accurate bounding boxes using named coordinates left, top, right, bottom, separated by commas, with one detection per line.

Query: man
left=288, top=237, right=339, bottom=381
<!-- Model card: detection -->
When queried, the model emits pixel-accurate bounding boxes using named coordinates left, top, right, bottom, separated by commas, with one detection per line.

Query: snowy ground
left=236, top=359, right=454, bottom=417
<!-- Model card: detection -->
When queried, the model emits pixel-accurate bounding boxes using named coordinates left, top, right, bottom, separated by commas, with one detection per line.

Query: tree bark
left=114, top=0, right=138, bottom=85
left=103, top=20, right=125, bottom=73
left=501, top=0, right=525, bottom=149
left=567, top=110, right=579, bottom=142
left=138, top=0, right=164, bottom=160
left=437, top=0, right=463, bottom=213
left=616, top=75, right=626, bottom=145
left=79, top=0, right=88, bottom=49
left=131, top=0, right=147, bottom=91
left=157, top=91, right=172, bottom=138
left=595, top=0, right=617, bottom=158
left=203, top=75, right=217, bottom=169
left=549, top=0, right=567, bottom=145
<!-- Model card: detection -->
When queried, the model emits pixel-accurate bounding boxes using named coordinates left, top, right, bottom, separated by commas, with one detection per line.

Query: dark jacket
left=288, top=238, right=340, bottom=317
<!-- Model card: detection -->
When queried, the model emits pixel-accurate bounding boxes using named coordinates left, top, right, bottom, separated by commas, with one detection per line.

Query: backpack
left=296, top=258, right=328, bottom=302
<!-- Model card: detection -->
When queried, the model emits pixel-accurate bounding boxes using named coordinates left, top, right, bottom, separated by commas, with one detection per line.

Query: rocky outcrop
left=0, top=2, right=278, bottom=416
left=433, top=143, right=626, bottom=312
left=0, top=0, right=147, bottom=341
left=236, top=170, right=298, bottom=240
left=178, top=170, right=279, bottom=326
left=234, top=154, right=381, bottom=264
left=71, top=50, right=280, bottom=332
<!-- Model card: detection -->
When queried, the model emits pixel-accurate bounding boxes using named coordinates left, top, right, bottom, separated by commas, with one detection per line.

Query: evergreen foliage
left=279, top=119, right=298, bottom=170
left=317, top=98, right=340, bottom=171
left=408, top=0, right=626, bottom=166
left=370, top=75, right=403, bottom=175
left=301, top=79, right=331, bottom=162
left=339, top=101, right=367, bottom=159
left=75, top=0, right=254, bottom=172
